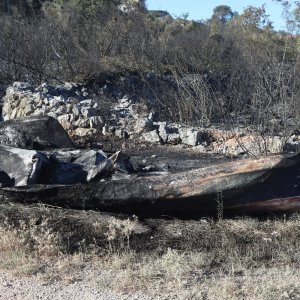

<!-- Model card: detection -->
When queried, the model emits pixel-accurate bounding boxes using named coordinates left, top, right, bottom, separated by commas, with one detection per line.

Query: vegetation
left=1, top=202, right=300, bottom=299
left=0, top=3, right=299, bottom=297
left=0, top=0, right=299, bottom=132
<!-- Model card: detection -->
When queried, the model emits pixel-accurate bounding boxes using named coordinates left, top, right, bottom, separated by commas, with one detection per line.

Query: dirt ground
left=0, top=270, right=167, bottom=300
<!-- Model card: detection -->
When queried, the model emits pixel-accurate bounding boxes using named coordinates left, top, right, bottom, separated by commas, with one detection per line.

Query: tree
left=211, top=5, right=233, bottom=23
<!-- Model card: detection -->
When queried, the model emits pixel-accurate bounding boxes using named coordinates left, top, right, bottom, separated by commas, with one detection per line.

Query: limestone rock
left=129, top=103, right=149, bottom=119
left=89, top=116, right=104, bottom=129
left=134, top=118, right=153, bottom=134
left=179, top=128, right=202, bottom=146
left=142, top=130, right=161, bottom=143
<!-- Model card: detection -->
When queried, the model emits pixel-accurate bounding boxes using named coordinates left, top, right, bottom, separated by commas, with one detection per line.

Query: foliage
left=0, top=2, right=298, bottom=131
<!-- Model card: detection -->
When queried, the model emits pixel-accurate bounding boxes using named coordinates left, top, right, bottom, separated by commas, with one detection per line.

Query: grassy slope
left=0, top=202, right=299, bottom=299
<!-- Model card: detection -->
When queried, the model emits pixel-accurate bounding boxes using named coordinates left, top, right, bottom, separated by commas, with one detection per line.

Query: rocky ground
left=1, top=81, right=299, bottom=157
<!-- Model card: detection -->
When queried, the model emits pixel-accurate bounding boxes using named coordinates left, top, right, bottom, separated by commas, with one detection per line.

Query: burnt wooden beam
left=0, top=152, right=299, bottom=214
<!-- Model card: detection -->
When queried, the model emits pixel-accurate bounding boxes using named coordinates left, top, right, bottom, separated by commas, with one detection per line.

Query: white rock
left=81, top=107, right=96, bottom=118
left=89, top=116, right=104, bottom=129
left=179, top=128, right=201, bottom=146
left=134, top=118, right=153, bottom=134
left=142, top=130, right=161, bottom=143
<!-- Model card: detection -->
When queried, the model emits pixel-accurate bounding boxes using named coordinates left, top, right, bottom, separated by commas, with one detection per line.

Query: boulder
left=0, top=116, right=76, bottom=150
left=179, top=128, right=202, bottom=146
left=129, top=103, right=149, bottom=119
left=158, top=122, right=169, bottom=143
left=42, top=154, right=113, bottom=185
left=134, top=118, right=153, bottom=134
left=0, top=145, right=134, bottom=186
left=73, top=150, right=107, bottom=165
left=142, top=130, right=161, bottom=143
left=0, top=145, right=48, bottom=186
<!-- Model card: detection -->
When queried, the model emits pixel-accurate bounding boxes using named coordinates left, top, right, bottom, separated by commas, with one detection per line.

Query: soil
left=0, top=270, right=173, bottom=300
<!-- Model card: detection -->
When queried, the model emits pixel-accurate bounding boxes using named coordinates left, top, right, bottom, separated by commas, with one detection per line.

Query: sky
left=146, top=0, right=289, bottom=31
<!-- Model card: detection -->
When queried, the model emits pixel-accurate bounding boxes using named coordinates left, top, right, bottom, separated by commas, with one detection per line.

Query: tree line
left=0, top=0, right=299, bottom=132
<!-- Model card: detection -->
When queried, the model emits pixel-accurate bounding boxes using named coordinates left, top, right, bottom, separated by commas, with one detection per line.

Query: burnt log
left=0, top=152, right=299, bottom=214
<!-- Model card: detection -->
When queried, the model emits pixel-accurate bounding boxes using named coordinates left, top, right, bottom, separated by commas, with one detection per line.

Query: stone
left=102, top=124, right=110, bottom=136
left=179, top=128, right=202, bottom=146
left=134, top=118, right=153, bottom=134
left=142, top=130, right=161, bottom=143
left=129, top=104, right=149, bottom=119
left=81, top=107, right=96, bottom=118
left=109, top=151, right=134, bottom=174
left=80, top=99, right=95, bottom=107
left=74, top=117, right=90, bottom=128
left=118, top=97, right=132, bottom=108
left=167, top=133, right=181, bottom=145
left=57, top=114, right=73, bottom=130
left=192, top=144, right=207, bottom=152
left=115, top=129, right=129, bottom=139
left=158, top=122, right=169, bottom=143
left=55, top=105, right=68, bottom=115
left=72, top=105, right=81, bottom=117
left=32, top=108, right=45, bottom=116
left=24, top=104, right=34, bottom=116
left=0, top=145, right=49, bottom=186
left=73, top=150, right=107, bottom=165
left=72, top=127, right=97, bottom=137
left=0, top=116, right=76, bottom=150
left=89, top=116, right=104, bottom=129
left=13, top=82, right=33, bottom=91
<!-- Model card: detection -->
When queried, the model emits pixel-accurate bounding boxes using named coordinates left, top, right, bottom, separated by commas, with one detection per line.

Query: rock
left=158, top=122, right=169, bottom=143
left=134, top=118, right=153, bottom=134
left=55, top=105, right=68, bottom=115
left=167, top=133, right=181, bottom=145
left=129, top=104, right=149, bottom=119
left=109, top=151, right=134, bottom=174
left=57, top=114, right=73, bottom=131
left=142, top=130, right=161, bottom=143
left=102, top=124, right=110, bottom=136
left=73, top=150, right=107, bottom=165
left=72, top=105, right=81, bottom=117
left=179, top=128, right=202, bottom=146
left=284, top=135, right=300, bottom=152
left=192, top=144, right=207, bottom=152
left=89, top=116, right=104, bottom=129
left=71, top=127, right=97, bottom=137
left=79, top=99, right=95, bottom=107
left=115, top=129, right=129, bottom=139
left=2, top=83, right=102, bottom=130
left=0, top=145, right=48, bottom=186
left=211, top=135, right=286, bottom=156
left=12, top=82, right=33, bottom=91
left=81, top=107, right=96, bottom=118
left=0, top=116, right=76, bottom=150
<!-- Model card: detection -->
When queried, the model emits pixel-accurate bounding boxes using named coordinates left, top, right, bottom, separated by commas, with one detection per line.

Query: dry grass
left=0, top=202, right=300, bottom=299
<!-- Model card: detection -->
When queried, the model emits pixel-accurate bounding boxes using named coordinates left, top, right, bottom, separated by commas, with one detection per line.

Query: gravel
left=0, top=270, right=173, bottom=300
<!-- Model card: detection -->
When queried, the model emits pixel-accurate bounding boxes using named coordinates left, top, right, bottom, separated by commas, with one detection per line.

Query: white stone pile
left=2, top=82, right=103, bottom=131
left=2, top=82, right=299, bottom=157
